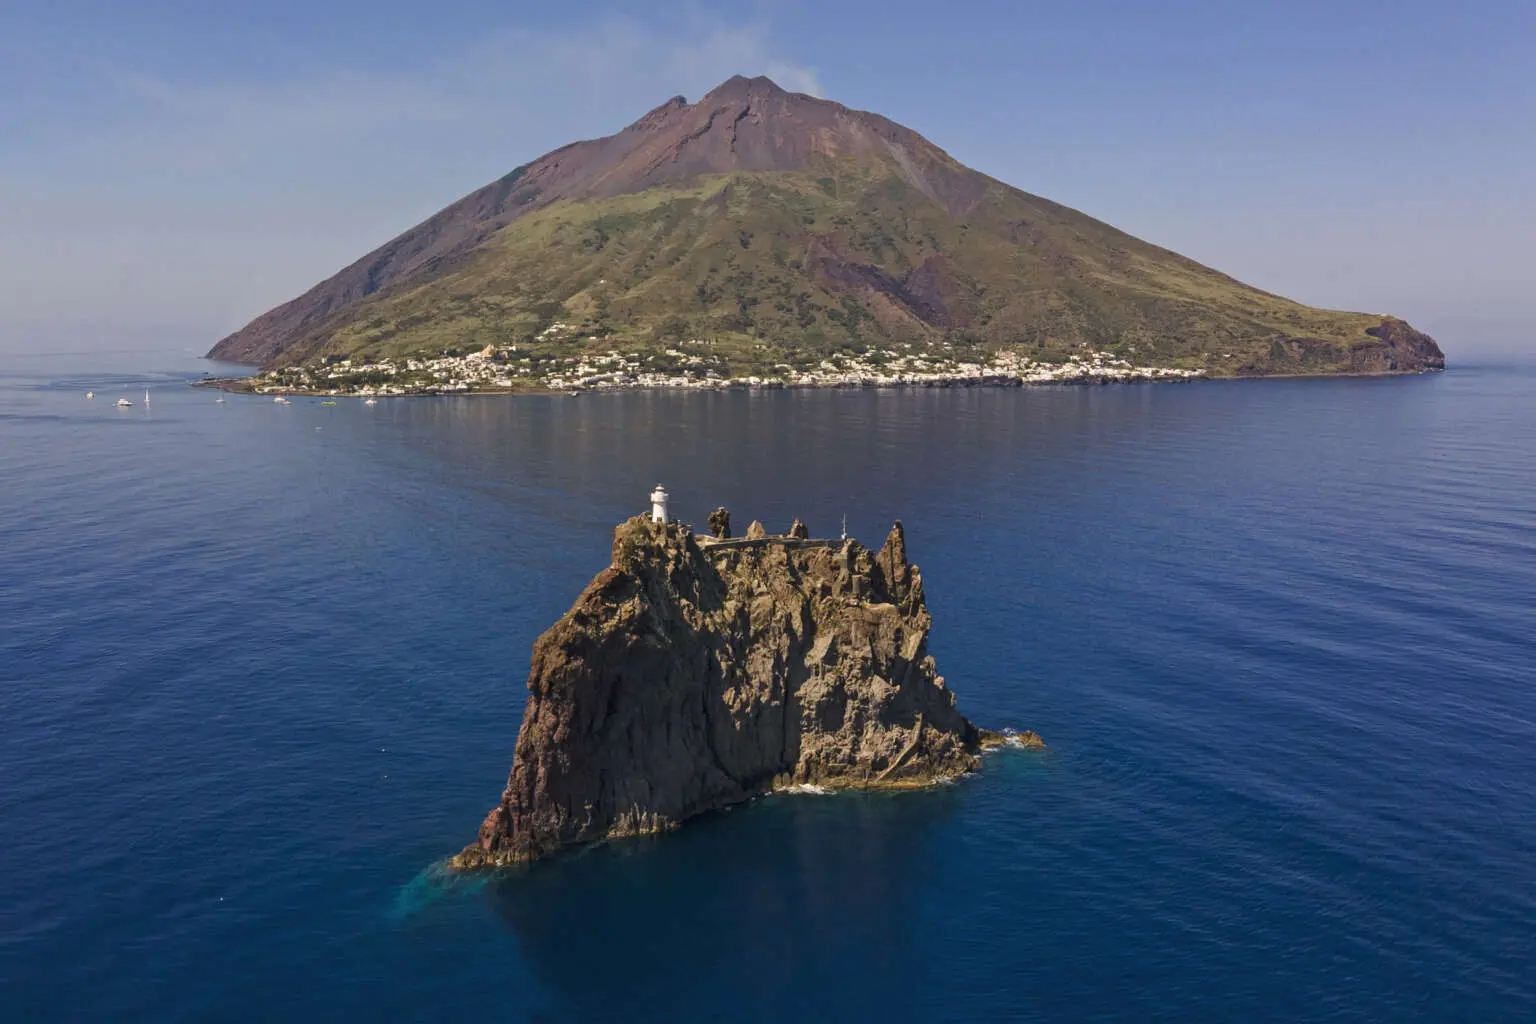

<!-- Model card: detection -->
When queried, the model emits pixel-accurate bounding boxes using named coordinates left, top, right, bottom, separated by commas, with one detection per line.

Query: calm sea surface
left=2, top=351, right=1532, bottom=1021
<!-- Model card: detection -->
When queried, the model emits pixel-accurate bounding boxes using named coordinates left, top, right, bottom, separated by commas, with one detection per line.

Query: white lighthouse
left=650, top=484, right=670, bottom=524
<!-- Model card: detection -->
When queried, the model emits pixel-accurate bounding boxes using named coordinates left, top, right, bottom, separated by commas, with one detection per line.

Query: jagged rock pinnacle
left=875, top=520, right=916, bottom=604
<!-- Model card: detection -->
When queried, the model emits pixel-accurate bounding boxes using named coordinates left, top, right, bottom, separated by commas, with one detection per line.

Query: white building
left=650, top=485, right=669, bottom=524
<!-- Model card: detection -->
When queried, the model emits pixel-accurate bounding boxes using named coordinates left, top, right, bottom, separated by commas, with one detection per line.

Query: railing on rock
left=696, top=536, right=845, bottom=552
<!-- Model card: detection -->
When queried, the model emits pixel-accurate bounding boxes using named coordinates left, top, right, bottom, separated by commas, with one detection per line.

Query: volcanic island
left=206, top=75, right=1443, bottom=398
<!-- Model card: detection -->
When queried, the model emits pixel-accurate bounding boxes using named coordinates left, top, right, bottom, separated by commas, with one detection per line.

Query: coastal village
left=239, top=343, right=1207, bottom=398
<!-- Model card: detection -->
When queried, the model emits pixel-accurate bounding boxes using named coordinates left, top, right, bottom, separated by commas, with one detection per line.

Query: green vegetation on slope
left=274, top=162, right=1421, bottom=378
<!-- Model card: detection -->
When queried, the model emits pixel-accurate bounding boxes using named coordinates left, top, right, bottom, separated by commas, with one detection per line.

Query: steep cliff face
left=453, top=515, right=995, bottom=868
left=1352, top=319, right=1447, bottom=373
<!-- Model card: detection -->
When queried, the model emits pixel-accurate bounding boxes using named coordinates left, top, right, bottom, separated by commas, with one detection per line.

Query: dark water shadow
left=484, top=786, right=967, bottom=1022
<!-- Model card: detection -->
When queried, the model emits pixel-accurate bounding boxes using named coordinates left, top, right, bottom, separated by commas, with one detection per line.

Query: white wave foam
left=994, top=728, right=1044, bottom=750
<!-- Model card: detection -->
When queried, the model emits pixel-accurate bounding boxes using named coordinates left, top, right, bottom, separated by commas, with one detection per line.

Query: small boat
left=274, top=396, right=291, bottom=405
left=145, top=389, right=151, bottom=407
left=86, top=391, right=95, bottom=399
left=363, top=398, right=377, bottom=406
left=321, top=400, right=337, bottom=406
left=116, top=397, right=133, bottom=407
left=214, top=397, right=226, bottom=404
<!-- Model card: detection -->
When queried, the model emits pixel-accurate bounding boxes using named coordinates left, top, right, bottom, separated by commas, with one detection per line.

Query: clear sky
left=2, top=0, right=1532, bottom=356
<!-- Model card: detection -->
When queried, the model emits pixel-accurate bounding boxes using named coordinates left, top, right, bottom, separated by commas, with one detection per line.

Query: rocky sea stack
left=453, top=512, right=1022, bottom=869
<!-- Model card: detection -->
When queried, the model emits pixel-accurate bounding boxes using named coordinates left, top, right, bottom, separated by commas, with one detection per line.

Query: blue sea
left=2, top=350, right=1532, bottom=1021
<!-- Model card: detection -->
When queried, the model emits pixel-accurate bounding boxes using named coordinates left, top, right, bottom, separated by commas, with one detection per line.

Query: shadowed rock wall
left=454, top=515, right=988, bottom=867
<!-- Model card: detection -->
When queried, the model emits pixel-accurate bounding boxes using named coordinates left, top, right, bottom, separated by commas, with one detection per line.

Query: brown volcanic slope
left=208, top=75, right=1444, bottom=376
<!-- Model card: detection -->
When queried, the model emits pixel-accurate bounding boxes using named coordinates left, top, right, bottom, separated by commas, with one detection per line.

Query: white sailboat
left=145, top=389, right=151, bottom=407
left=86, top=391, right=95, bottom=399
left=364, top=398, right=377, bottom=406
